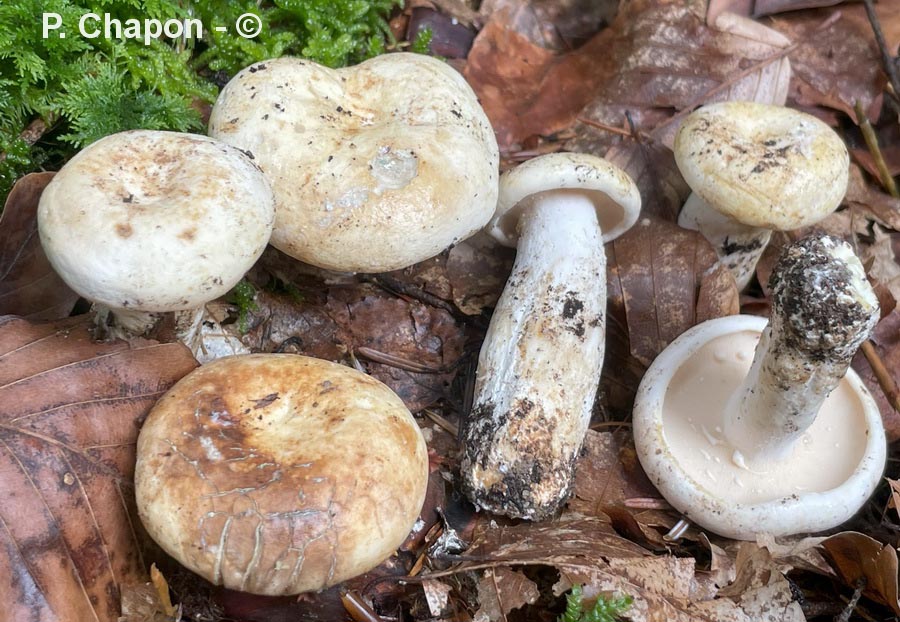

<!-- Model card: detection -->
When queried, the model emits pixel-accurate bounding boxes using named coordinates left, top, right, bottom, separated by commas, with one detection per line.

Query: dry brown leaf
left=0, top=315, right=198, bottom=622
left=569, top=2, right=791, bottom=155
left=446, top=233, right=515, bottom=316
left=478, top=0, right=617, bottom=50
left=708, top=0, right=845, bottom=24
left=570, top=431, right=661, bottom=515
left=845, top=164, right=900, bottom=231
left=237, top=282, right=466, bottom=413
left=602, top=218, right=739, bottom=413
left=118, top=583, right=171, bottom=622
left=0, top=172, right=79, bottom=320
left=474, top=567, right=539, bottom=620
left=841, top=0, right=900, bottom=59
left=555, top=542, right=803, bottom=622
left=605, top=140, right=691, bottom=222
left=458, top=516, right=649, bottom=566
left=821, top=531, right=900, bottom=615
left=770, top=11, right=885, bottom=122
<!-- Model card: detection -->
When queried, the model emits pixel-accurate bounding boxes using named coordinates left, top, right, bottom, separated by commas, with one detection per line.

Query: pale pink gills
left=633, top=235, right=885, bottom=539
left=674, top=101, right=850, bottom=290
left=37, top=130, right=275, bottom=342
left=135, top=354, right=429, bottom=595
left=209, top=54, right=499, bottom=273
left=460, top=152, right=641, bottom=520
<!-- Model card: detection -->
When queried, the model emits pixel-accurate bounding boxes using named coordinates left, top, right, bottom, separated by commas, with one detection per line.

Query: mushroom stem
left=723, top=235, right=879, bottom=468
left=94, top=306, right=162, bottom=339
left=461, top=193, right=605, bottom=520
left=678, top=193, right=771, bottom=290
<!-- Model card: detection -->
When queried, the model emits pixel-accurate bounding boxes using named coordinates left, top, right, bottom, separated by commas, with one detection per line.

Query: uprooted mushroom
left=460, top=153, right=641, bottom=520
left=633, top=234, right=885, bottom=539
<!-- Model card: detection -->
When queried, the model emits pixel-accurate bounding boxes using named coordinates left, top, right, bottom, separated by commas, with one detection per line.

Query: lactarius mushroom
left=460, top=153, right=641, bottom=520
left=633, top=234, right=885, bottom=539
left=675, top=102, right=849, bottom=290
left=136, top=354, right=429, bottom=595
left=38, top=130, right=275, bottom=340
left=208, top=53, right=499, bottom=273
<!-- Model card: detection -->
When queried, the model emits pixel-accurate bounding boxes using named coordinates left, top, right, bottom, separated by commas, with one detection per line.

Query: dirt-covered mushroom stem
left=460, top=153, right=640, bottom=520
left=724, top=234, right=879, bottom=468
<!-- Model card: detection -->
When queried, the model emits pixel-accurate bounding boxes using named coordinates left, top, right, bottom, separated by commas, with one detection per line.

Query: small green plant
left=558, top=585, right=633, bottom=622
left=410, top=26, right=433, bottom=55
left=230, top=279, right=258, bottom=334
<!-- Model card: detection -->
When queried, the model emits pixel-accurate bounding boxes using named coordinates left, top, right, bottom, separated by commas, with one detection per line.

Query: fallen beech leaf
left=478, top=0, right=617, bottom=50
left=446, top=232, right=515, bottom=316
left=769, top=11, right=884, bottom=122
left=458, top=516, right=649, bottom=565
left=0, top=172, right=79, bottom=320
left=570, top=3, right=791, bottom=155
left=238, top=283, right=466, bottom=413
left=0, top=315, right=197, bottom=622
left=570, top=430, right=661, bottom=515
left=605, top=140, right=691, bottom=222
left=474, top=567, right=539, bottom=620
left=821, top=531, right=900, bottom=615
left=555, top=542, right=803, bottom=622
left=845, top=164, right=900, bottom=232
left=603, top=218, right=739, bottom=413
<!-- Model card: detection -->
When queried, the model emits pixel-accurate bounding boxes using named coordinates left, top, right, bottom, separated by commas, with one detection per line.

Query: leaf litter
left=2, top=0, right=900, bottom=620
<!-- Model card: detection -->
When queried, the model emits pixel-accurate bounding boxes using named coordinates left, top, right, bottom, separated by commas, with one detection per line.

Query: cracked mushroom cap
left=209, top=54, right=499, bottom=273
left=135, top=354, right=429, bottom=595
left=488, top=152, right=641, bottom=247
left=38, top=130, right=275, bottom=312
left=674, top=101, right=849, bottom=230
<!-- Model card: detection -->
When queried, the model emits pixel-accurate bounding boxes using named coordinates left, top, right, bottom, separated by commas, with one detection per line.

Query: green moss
left=558, top=585, right=632, bottom=622
left=230, top=279, right=258, bottom=334
left=410, top=26, right=433, bottom=55
left=0, top=0, right=401, bottom=204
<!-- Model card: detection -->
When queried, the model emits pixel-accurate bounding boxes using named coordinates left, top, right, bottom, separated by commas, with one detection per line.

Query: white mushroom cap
left=674, top=101, right=849, bottom=230
left=38, top=131, right=275, bottom=312
left=488, top=152, right=641, bottom=247
left=209, top=54, right=499, bottom=273
left=633, top=315, right=885, bottom=539
left=136, top=354, right=429, bottom=595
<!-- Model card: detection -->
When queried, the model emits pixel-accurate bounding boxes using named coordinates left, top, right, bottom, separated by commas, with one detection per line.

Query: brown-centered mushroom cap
left=135, top=354, right=429, bottom=595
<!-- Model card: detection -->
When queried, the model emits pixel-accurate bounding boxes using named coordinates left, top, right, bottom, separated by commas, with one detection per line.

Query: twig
left=835, top=577, right=866, bottom=622
left=341, top=590, right=385, bottom=622
left=860, top=341, right=900, bottom=414
left=361, top=274, right=460, bottom=317
left=355, top=346, right=463, bottom=374
left=854, top=100, right=899, bottom=198
left=422, top=409, right=459, bottom=436
left=853, top=101, right=900, bottom=415
left=861, top=0, right=900, bottom=110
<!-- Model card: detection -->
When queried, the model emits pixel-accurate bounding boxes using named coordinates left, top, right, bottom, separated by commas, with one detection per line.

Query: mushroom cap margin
left=488, top=152, right=641, bottom=247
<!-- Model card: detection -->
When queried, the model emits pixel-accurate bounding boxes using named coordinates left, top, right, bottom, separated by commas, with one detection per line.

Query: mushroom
left=460, top=153, right=641, bottom=520
left=633, top=234, right=885, bottom=539
left=208, top=53, right=499, bottom=273
left=135, top=353, right=429, bottom=595
left=38, top=130, right=275, bottom=347
left=674, top=101, right=850, bottom=290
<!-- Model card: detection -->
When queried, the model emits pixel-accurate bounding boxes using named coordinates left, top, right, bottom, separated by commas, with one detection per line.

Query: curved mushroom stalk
left=678, top=193, right=771, bottom=290
left=459, top=152, right=641, bottom=520
left=724, top=235, right=879, bottom=468
left=461, top=195, right=605, bottom=519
